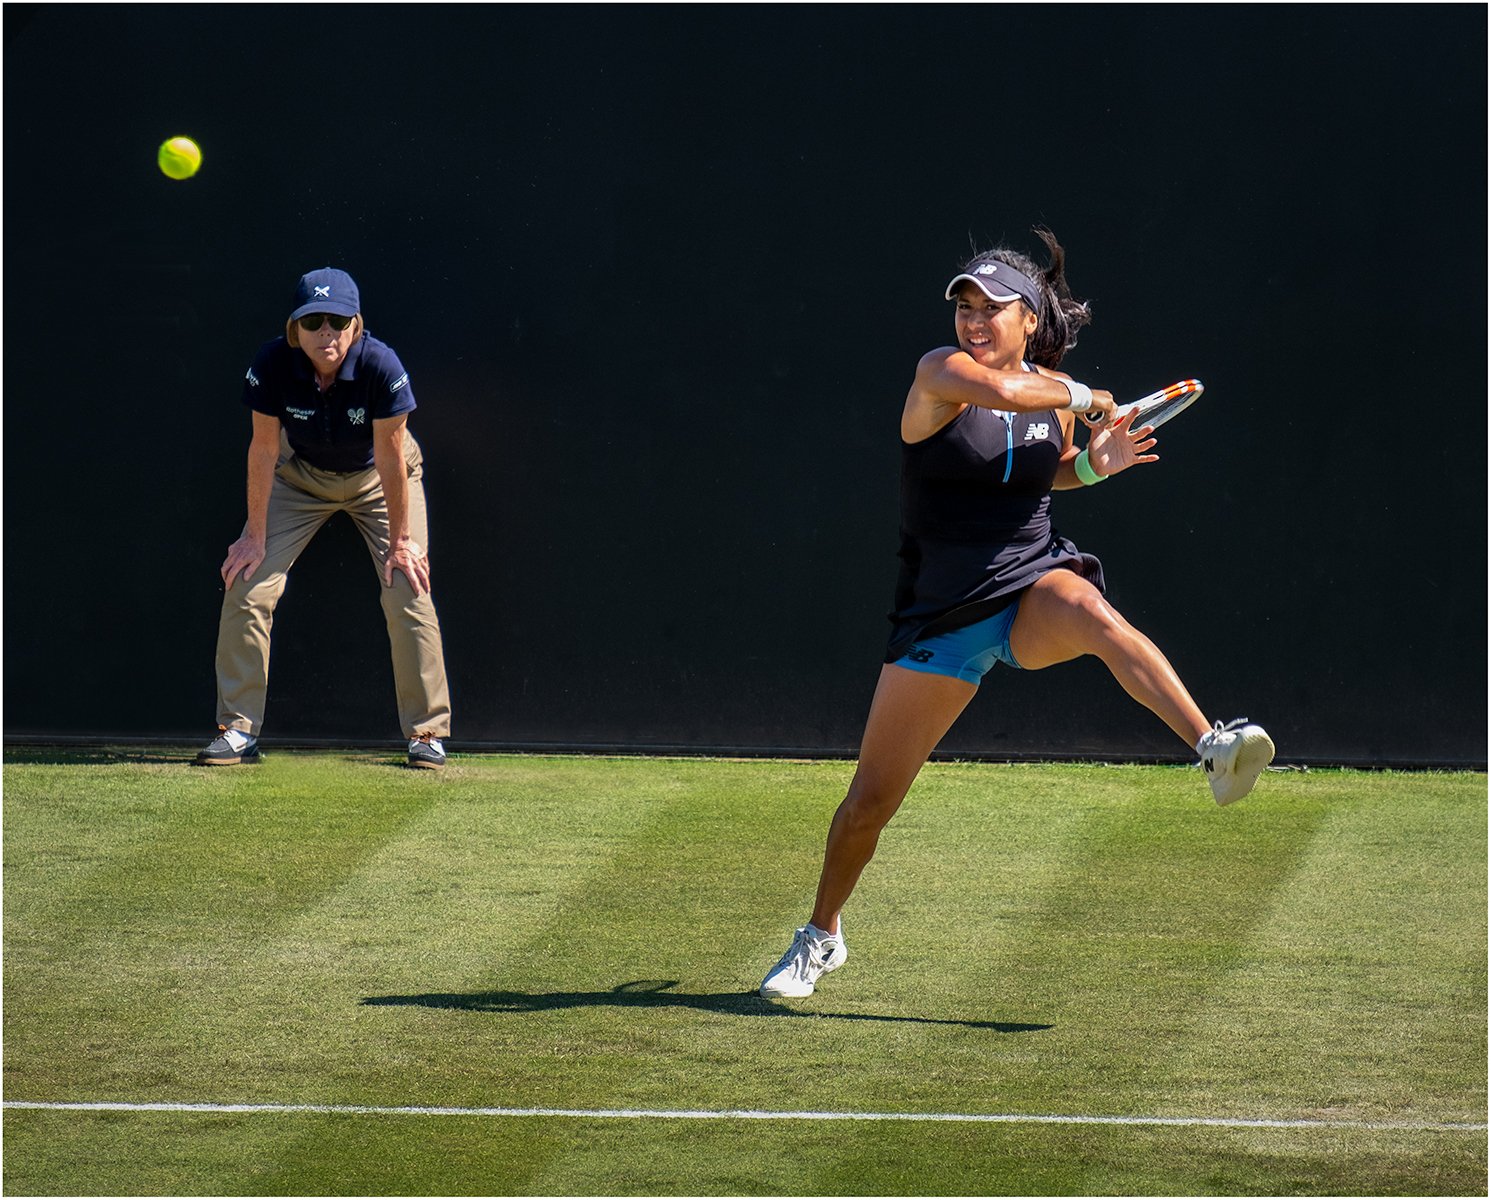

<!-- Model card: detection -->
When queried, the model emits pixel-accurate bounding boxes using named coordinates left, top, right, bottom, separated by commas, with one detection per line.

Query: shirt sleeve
left=241, top=341, right=283, bottom=417
left=371, top=346, right=418, bottom=420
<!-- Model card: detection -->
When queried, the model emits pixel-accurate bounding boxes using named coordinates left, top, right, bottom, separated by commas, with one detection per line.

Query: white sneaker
left=759, top=924, right=847, bottom=998
left=1197, top=719, right=1275, bottom=805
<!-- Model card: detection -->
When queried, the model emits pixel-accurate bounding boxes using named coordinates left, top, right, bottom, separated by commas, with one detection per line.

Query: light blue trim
left=998, top=360, right=1035, bottom=485
left=894, top=603, right=1025, bottom=684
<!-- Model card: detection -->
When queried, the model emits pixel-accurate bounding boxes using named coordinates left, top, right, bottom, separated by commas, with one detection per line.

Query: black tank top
left=885, top=367, right=1106, bottom=662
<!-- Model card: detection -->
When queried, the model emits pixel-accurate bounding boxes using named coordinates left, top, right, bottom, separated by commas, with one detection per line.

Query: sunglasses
left=297, top=313, right=354, bottom=332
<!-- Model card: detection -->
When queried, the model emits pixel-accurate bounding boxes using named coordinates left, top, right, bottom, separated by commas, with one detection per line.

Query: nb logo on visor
left=974, top=264, right=1001, bottom=276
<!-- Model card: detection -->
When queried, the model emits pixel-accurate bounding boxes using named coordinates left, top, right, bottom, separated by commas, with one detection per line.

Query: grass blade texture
left=2, top=748, right=1485, bottom=1195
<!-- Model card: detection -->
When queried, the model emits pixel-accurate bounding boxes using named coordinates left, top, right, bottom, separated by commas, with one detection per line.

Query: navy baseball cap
left=945, top=260, right=1041, bottom=312
left=289, top=267, right=360, bottom=320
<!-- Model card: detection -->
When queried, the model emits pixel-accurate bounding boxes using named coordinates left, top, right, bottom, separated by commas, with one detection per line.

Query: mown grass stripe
left=4, top=1100, right=1483, bottom=1133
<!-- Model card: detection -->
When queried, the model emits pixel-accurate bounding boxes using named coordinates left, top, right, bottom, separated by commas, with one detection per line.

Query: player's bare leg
left=809, top=665, right=977, bottom=934
left=1009, top=568, right=1209, bottom=747
left=1010, top=569, right=1273, bottom=803
left=760, top=664, right=975, bottom=997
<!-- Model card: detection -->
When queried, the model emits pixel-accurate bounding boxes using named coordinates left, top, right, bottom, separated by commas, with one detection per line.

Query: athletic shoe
left=759, top=924, right=847, bottom=998
left=195, top=725, right=260, bottom=766
left=1197, top=719, right=1275, bottom=805
left=408, top=733, right=446, bottom=770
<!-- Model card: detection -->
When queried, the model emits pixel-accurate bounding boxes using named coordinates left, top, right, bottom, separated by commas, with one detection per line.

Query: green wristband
left=1075, top=449, right=1108, bottom=486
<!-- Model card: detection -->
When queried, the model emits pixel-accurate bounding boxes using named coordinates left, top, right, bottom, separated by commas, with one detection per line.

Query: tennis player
left=197, top=267, right=452, bottom=769
left=760, top=229, right=1274, bottom=998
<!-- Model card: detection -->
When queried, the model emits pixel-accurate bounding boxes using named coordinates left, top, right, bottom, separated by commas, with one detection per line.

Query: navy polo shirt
left=241, top=333, right=417, bottom=472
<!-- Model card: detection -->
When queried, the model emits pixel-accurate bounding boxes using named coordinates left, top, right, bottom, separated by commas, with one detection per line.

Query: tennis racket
left=1089, top=378, right=1203, bottom=430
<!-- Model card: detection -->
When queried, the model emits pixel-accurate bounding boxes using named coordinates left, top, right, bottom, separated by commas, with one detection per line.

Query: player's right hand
left=1079, top=390, right=1117, bottom=427
left=221, top=534, right=266, bottom=590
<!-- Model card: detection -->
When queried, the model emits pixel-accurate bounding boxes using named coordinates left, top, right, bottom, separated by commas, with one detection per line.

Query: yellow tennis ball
left=157, top=136, right=202, bottom=180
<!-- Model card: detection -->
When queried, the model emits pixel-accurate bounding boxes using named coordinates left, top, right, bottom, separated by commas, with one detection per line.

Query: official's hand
left=1078, top=390, right=1117, bottom=428
left=384, top=539, right=431, bottom=596
left=1086, top=407, right=1159, bottom=476
left=221, top=534, right=267, bottom=590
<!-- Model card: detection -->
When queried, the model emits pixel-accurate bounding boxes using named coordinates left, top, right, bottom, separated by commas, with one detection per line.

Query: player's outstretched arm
left=915, top=349, right=1116, bottom=418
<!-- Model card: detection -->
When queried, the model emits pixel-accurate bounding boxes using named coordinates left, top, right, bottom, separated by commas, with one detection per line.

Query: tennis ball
left=157, top=136, right=202, bottom=180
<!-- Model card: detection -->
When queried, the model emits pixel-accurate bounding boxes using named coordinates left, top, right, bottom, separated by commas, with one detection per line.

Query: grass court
left=1, top=748, right=1485, bottom=1195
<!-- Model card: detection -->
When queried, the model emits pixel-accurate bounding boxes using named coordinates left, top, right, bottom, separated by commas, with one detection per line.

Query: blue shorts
left=893, top=602, right=1024, bottom=684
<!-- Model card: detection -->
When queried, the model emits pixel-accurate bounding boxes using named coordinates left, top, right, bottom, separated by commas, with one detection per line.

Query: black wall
left=4, top=5, right=1486, bottom=766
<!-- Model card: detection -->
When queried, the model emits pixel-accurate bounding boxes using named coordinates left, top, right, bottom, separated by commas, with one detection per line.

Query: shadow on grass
left=362, top=979, right=1051, bottom=1032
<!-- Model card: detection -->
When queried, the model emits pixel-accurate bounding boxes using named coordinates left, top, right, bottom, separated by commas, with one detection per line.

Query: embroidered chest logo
left=284, top=406, right=315, bottom=421
left=347, top=407, right=367, bottom=425
left=1025, top=423, right=1051, bottom=441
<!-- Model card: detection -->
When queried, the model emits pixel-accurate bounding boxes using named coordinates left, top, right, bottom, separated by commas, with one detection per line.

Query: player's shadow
left=362, top=979, right=1051, bottom=1032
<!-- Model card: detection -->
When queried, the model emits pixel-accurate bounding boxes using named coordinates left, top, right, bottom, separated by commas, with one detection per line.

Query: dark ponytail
left=960, top=227, right=1092, bottom=369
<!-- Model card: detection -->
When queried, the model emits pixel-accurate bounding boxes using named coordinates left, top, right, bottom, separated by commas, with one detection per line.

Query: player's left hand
left=1086, top=407, right=1159, bottom=476
left=384, top=539, right=431, bottom=596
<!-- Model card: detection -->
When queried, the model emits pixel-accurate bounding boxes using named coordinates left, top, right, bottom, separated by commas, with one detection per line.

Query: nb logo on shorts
left=1025, top=423, right=1050, bottom=440
left=904, top=647, right=934, bottom=663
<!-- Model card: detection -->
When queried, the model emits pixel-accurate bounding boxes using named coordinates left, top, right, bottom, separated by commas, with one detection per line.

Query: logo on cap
left=974, top=264, right=1000, bottom=276
left=314, top=285, right=331, bottom=298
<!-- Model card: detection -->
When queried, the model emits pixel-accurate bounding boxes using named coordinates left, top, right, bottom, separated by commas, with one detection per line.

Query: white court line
left=2, top=1100, right=1483, bottom=1133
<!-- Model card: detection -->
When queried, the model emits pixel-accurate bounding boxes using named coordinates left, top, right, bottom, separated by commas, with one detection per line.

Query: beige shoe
left=1198, top=719, right=1275, bottom=805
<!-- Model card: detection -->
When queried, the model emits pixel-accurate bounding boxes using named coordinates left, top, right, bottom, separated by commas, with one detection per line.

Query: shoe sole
left=407, top=759, right=445, bottom=770
left=194, top=754, right=260, bottom=767
left=1213, top=731, right=1276, bottom=805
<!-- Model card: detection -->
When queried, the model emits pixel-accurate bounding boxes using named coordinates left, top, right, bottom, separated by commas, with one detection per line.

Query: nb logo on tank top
left=1025, top=423, right=1050, bottom=440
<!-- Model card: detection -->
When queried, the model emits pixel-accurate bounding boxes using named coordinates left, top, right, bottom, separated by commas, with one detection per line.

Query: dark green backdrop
left=4, top=4, right=1485, bottom=766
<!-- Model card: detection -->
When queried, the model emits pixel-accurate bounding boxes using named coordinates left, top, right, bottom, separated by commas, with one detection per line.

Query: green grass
left=2, top=748, right=1485, bottom=1195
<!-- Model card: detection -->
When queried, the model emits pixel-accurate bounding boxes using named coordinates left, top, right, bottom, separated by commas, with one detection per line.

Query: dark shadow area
left=3, top=7, right=1484, bottom=767
left=362, top=979, right=1051, bottom=1032
left=1, top=746, right=193, bottom=767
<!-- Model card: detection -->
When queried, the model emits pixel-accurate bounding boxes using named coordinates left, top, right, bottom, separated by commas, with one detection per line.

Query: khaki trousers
left=215, top=435, right=452, bottom=739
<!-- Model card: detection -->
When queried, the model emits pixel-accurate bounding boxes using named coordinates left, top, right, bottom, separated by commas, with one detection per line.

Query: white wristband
left=1062, top=379, right=1093, bottom=413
